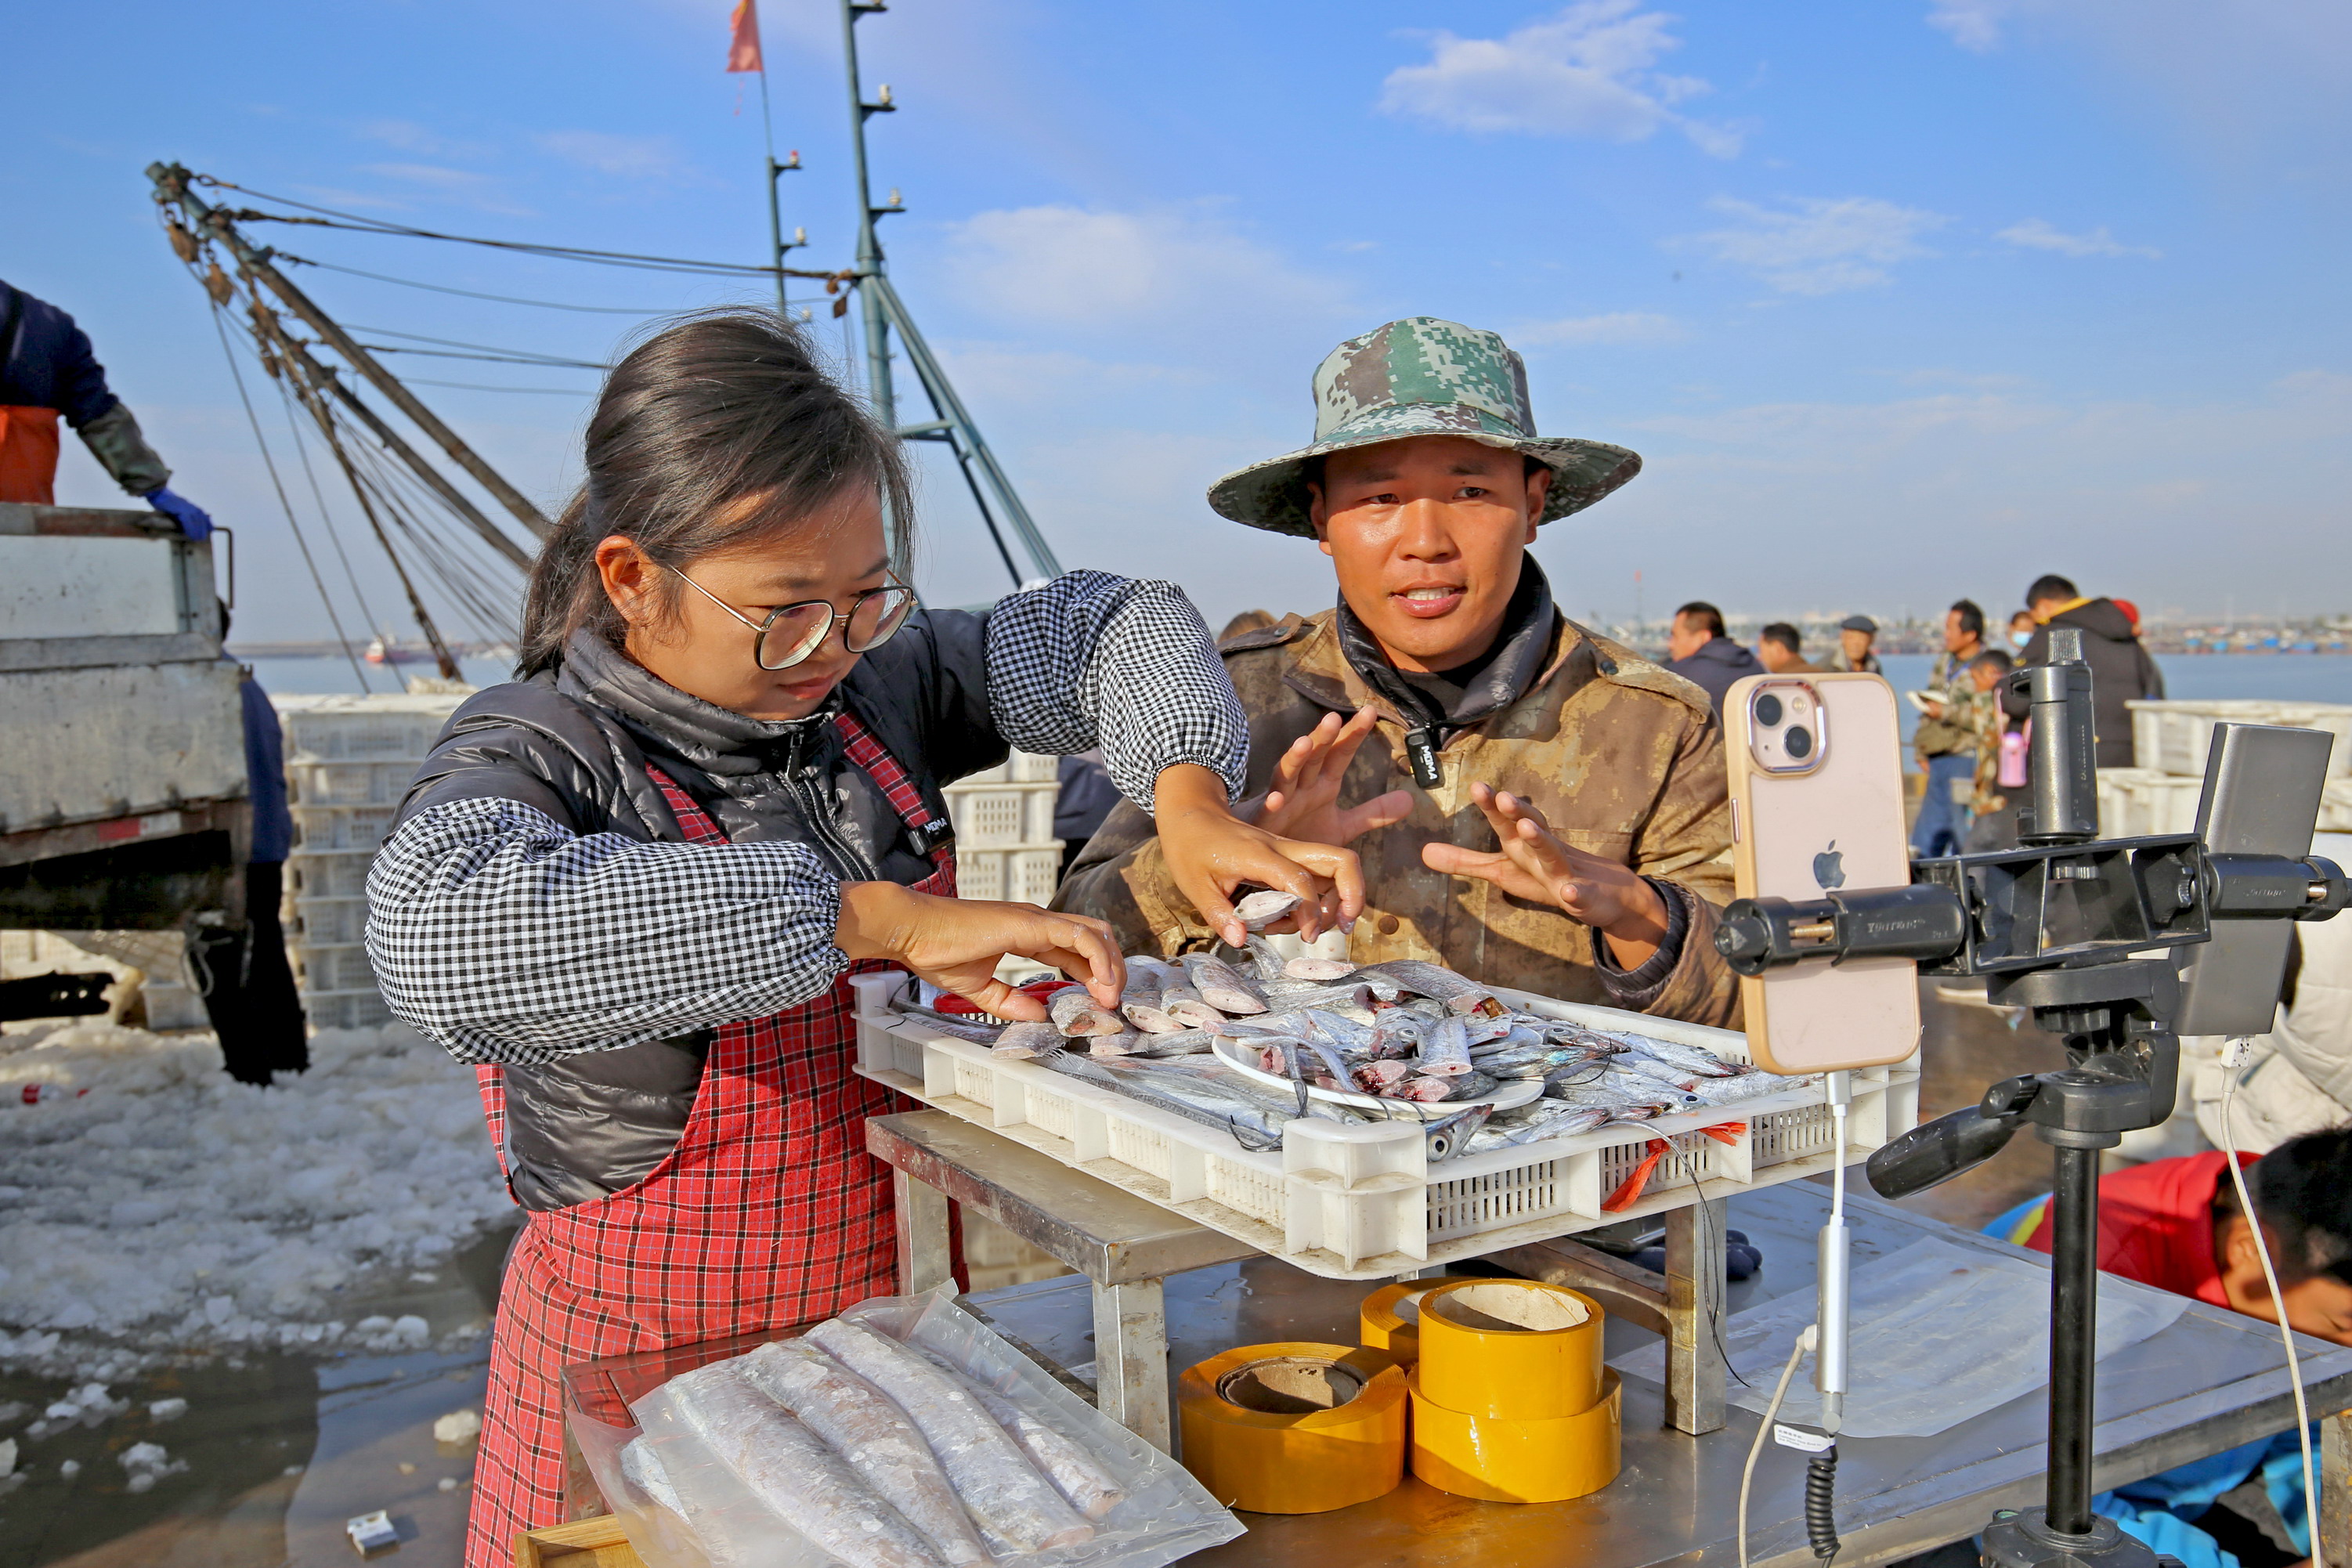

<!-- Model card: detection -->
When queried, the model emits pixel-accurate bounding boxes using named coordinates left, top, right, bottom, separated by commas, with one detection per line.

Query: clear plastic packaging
left=569, top=1288, right=1242, bottom=1568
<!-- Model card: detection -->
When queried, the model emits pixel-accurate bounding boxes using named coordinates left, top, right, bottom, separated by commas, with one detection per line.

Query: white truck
left=0, top=501, right=247, bottom=1021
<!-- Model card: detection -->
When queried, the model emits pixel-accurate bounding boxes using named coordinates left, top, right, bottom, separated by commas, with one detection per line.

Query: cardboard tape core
left=1428, top=1281, right=1591, bottom=1334
left=1218, top=1357, right=1366, bottom=1414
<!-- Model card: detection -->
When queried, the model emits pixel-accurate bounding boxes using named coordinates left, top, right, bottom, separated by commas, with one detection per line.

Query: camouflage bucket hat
left=1208, top=316, right=1642, bottom=538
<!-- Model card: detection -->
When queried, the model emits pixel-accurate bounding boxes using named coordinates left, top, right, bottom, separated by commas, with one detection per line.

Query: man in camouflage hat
left=1057, top=317, right=1738, bottom=1026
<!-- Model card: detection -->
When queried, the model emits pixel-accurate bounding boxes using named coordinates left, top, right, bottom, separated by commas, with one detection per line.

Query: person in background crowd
left=2008, top=608, right=2038, bottom=652
left=1964, top=648, right=2018, bottom=851
left=0, top=279, right=211, bottom=539
left=1756, top=622, right=1820, bottom=674
left=1987, top=1128, right=2352, bottom=1568
left=1910, top=599, right=1988, bottom=858
left=1662, top=599, right=1760, bottom=715
left=2190, top=836, right=2352, bottom=1152
left=2007, top=573, right=2165, bottom=768
left=1828, top=614, right=1882, bottom=674
left=190, top=606, right=310, bottom=1084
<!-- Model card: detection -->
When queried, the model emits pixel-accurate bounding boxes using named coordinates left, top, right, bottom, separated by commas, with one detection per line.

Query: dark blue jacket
left=0, top=282, right=121, bottom=429
left=240, top=674, right=293, bottom=865
left=1663, top=636, right=1761, bottom=717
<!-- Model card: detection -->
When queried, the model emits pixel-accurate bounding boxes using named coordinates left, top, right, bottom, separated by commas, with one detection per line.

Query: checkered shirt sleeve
left=985, top=569, right=1247, bottom=810
left=365, top=797, right=847, bottom=1065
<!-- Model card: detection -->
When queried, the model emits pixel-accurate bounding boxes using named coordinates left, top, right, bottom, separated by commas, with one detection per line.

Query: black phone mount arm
left=1710, top=629, right=2352, bottom=1568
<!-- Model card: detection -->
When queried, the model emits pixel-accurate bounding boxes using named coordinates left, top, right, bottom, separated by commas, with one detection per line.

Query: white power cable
left=2220, top=1036, right=2324, bottom=1568
left=1741, top=1324, right=1820, bottom=1568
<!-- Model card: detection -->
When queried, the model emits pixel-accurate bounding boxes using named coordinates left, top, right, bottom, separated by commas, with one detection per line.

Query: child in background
left=1988, top=1127, right=2352, bottom=1568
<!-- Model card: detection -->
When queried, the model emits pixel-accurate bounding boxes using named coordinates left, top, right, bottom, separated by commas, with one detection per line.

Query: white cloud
left=1925, top=0, right=2021, bottom=52
left=1379, top=1, right=1746, bottom=157
left=1997, top=218, right=2162, bottom=258
left=1685, top=196, right=1948, bottom=294
left=1515, top=311, right=1689, bottom=345
left=938, top=205, right=1348, bottom=330
left=357, top=120, right=493, bottom=160
left=357, top=164, right=533, bottom=215
left=533, top=131, right=685, bottom=180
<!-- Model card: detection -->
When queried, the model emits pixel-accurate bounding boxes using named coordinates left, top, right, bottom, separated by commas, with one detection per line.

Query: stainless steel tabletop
left=968, top=1180, right=2352, bottom=1568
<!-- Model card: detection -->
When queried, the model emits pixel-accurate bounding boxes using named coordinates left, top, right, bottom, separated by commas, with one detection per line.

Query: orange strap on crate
left=1602, top=1138, right=1671, bottom=1212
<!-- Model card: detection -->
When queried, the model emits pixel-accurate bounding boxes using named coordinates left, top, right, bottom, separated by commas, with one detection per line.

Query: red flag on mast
left=726, top=0, right=764, bottom=73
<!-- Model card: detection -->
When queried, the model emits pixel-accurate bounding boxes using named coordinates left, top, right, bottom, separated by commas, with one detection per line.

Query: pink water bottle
left=1998, top=723, right=2030, bottom=789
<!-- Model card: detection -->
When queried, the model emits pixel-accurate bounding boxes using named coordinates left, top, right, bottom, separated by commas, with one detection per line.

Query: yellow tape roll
left=1359, top=1279, right=1450, bottom=1365
left=1176, top=1342, right=1408, bottom=1515
left=1409, top=1367, right=1623, bottom=1504
left=1414, top=1278, right=1604, bottom=1421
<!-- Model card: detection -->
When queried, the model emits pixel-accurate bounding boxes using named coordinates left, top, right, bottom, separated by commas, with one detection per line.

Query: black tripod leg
left=2047, top=1139, right=2103, bottom=1536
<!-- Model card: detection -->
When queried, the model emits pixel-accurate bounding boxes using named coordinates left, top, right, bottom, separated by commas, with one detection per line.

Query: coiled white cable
left=2220, top=1036, right=2324, bottom=1568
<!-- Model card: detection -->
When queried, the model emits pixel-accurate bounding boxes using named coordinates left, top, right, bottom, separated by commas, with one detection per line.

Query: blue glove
left=146, top=487, right=213, bottom=542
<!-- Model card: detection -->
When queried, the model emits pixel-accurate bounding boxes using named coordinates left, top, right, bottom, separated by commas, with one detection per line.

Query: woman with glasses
left=364, top=312, right=1360, bottom=1564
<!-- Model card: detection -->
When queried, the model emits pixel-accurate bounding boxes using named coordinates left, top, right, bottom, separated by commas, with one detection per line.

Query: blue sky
left=9, top=0, right=2348, bottom=641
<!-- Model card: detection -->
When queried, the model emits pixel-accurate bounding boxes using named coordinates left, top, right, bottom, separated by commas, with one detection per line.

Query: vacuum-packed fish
left=654, top=1360, right=945, bottom=1568
left=739, top=1341, right=990, bottom=1567
left=905, top=1345, right=1128, bottom=1521
left=805, top=1320, right=1094, bottom=1554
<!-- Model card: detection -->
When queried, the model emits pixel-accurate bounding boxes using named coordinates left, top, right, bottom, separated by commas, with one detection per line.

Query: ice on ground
left=0, top=1021, right=510, bottom=1372
left=119, top=1440, right=186, bottom=1493
left=432, top=1407, right=480, bottom=1445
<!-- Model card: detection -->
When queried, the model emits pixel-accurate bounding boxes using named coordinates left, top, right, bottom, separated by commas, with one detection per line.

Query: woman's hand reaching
left=1153, top=763, right=1369, bottom=948
left=1421, top=782, right=1671, bottom=970
left=835, top=882, right=1125, bottom=1021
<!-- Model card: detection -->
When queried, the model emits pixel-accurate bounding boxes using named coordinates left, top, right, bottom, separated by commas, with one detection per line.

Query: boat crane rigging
left=149, top=4, right=1060, bottom=674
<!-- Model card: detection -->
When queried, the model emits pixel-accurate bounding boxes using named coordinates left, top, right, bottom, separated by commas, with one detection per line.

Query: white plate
left=1209, top=1035, right=1544, bottom=1115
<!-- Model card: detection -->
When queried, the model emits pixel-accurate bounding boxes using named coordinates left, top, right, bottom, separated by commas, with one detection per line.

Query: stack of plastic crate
left=941, top=751, right=1063, bottom=905
left=273, top=693, right=468, bottom=1031
left=2115, top=699, right=2352, bottom=837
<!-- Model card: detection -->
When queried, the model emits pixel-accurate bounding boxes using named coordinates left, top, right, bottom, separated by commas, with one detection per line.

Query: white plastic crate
left=272, top=692, right=467, bottom=764
left=2318, top=781, right=2352, bottom=834
left=955, top=844, right=1064, bottom=906
left=305, top=989, right=394, bottom=1031
left=950, top=751, right=1062, bottom=787
left=289, top=895, right=368, bottom=945
left=849, top=976, right=1918, bottom=1280
left=286, top=759, right=418, bottom=807
left=2094, top=768, right=2207, bottom=838
left=287, top=850, right=375, bottom=900
left=2128, top=700, right=2352, bottom=778
left=946, top=782, right=1059, bottom=848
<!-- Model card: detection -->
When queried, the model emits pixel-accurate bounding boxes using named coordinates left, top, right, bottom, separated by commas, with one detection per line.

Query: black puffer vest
left=393, top=622, right=1006, bottom=1210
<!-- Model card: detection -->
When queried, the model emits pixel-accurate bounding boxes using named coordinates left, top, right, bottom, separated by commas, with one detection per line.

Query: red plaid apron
left=464, top=711, right=953, bottom=1565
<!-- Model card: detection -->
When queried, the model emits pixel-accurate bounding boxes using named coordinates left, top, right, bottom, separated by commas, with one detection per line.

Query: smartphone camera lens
left=1754, top=693, right=1784, bottom=727
left=1786, top=724, right=1814, bottom=759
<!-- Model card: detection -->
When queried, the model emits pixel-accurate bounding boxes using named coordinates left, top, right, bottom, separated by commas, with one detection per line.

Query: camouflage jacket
left=1053, top=608, right=1740, bottom=1028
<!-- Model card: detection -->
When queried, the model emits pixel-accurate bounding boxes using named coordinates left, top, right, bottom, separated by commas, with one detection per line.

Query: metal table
left=871, top=1111, right=1733, bottom=1451
left=880, top=1113, right=2352, bottom=1568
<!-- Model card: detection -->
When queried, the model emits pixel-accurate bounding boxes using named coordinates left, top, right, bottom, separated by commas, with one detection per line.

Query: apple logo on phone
left=1813, top=841, right=1846, bottom=891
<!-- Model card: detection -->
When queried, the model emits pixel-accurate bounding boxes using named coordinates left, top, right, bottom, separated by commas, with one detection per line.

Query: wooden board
left=515, top=1514, right=645, bottom=1568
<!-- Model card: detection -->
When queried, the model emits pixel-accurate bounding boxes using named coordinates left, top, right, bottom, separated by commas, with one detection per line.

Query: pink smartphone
left=1724, top=672, right=1921, bottom=1075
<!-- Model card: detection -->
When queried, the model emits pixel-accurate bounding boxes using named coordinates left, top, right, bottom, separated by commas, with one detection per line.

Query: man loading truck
left=1, top=278, right=211, bottom=536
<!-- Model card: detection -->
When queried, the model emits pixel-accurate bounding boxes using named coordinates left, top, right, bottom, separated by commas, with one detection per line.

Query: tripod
left=1716, top=631, right=2350, bottom=1568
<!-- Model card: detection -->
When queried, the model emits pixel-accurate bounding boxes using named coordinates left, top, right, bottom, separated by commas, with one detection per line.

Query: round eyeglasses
left=667, top=565, right=916, bottom=671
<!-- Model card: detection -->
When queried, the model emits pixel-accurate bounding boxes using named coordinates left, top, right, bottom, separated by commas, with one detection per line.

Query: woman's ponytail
left=516, top=494, right=606, bottom=677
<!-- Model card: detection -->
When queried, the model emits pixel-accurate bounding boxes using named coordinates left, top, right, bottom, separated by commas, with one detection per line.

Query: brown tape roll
left=1414, top=1278, right=1605, bottom=1420
left=1358, top=1279, right=1451, bottom=1365
left=1176, top=1342, right=1407, bottom=1515
left=1409, top=1367, right=1623, bottom=1504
